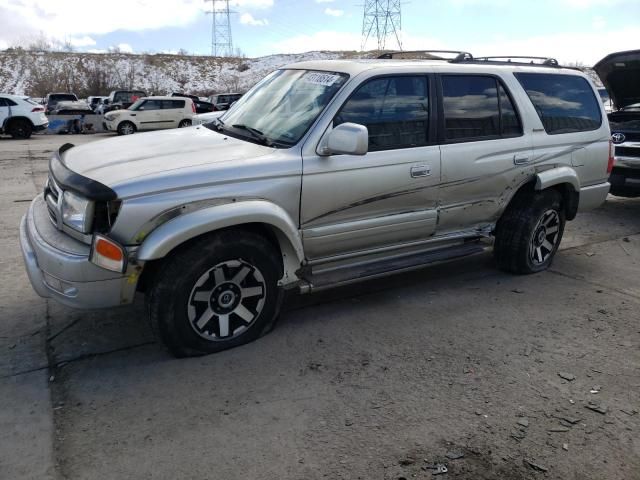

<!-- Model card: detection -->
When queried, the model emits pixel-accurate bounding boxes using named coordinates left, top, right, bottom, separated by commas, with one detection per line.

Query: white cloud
left=324, top=7, right=344, bottom=16
left=68, top=36, right=96, bottom=47
left=116, top=43, right=134, bottom=53
left=240, top=13, right=269, bottom=26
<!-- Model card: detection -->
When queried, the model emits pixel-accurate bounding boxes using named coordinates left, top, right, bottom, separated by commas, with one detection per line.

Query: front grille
left=44, top=176, right=62, bottom=229
left=613, top=132, right=640, bottom=142
left=615, top=146, right=640, bottom=158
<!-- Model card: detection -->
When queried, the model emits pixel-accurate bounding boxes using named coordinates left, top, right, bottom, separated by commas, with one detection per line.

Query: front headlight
left=62, top=191, right=94, bottom=233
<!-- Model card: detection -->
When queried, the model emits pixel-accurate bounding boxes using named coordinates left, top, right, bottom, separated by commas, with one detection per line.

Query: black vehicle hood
left=594, top=50, right=640, bottom=110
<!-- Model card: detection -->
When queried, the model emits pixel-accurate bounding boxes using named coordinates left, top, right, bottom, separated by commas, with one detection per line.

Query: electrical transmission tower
left=206, top=0, right=234, bottom=57
left=361, top=0, right=402, bottom=52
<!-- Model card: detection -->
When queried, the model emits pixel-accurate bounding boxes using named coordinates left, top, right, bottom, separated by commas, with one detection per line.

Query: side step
left=304, top=241, right=489, bottom=292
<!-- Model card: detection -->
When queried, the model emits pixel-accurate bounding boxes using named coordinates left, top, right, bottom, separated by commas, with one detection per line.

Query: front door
left=301, top=75, right=441, bottom=260
left=135, top=99, right=163, bottom=131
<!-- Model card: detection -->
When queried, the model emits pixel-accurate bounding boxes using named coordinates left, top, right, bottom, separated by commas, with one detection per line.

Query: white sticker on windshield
left=303, top=72, right=341, bottom=87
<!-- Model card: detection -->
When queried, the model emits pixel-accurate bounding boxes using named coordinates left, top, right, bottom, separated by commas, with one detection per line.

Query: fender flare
left=535, top=166, right=580, bottom=192
left=136, top=200, right=305, bottom=286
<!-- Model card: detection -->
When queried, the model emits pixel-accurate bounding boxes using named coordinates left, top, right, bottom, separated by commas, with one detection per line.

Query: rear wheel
left=494, top=189, right=565, bottom=274
left=9, top=119, right=32, bottom=139
left=148, top=230, right=284, bottom=357
left=117, top=121, right=136, bottom=135
left=178, top=119, right=191, bottom=128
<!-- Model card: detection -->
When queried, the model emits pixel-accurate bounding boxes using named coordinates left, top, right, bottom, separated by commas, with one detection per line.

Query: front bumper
left=578, top=181, right=610, bottom=211
left=610, top=146, right=640, bottom=194
left=19, top=195, right=136, bottom=309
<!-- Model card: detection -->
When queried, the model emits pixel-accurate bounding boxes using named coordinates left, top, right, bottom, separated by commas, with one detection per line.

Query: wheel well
left=136, top=223, right=283, bottom=293
left=5, top=116, right=34, bottom=128
left=501, top=180, right=579, bottom=225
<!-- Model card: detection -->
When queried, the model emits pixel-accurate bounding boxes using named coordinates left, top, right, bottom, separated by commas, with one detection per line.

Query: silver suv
left=20, top=53, right=611, bottom=357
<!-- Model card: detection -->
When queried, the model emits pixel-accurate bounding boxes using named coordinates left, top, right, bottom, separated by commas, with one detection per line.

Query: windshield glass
left=215, top=69, right=348, bottom=146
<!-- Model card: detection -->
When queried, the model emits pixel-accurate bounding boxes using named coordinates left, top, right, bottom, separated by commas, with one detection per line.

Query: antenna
left=361, top=0, right=402, bottom=52
left=205, top=0, right=234, bottom=57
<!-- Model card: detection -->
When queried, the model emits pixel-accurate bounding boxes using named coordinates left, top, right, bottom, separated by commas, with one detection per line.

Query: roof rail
left=377, top=50, right=474, bottom=62
left=458, top=56, right=560, bottom=67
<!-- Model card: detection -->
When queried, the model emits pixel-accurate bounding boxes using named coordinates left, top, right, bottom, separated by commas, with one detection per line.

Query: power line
left=361, top=0, right=402, bottom=52
left=205, top=0, right=235, bottom=57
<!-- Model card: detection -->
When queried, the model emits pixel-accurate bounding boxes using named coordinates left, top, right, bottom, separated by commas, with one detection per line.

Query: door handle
left=513, top=155, right=530, bottom=165
left=130, top=114, right=136, bottom=116
left=410, top=165, right=431, bottom=178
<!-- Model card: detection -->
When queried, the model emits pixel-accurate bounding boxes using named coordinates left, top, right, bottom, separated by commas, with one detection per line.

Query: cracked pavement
left=1, top=133, right=639, bottom=479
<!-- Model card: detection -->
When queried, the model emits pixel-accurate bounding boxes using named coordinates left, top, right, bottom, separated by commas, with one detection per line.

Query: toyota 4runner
left=20, top=52, right=612, bottom=357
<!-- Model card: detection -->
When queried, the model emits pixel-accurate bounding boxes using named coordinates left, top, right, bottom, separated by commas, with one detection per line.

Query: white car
left=103, top=96, right=195, bottom=135
left=192, top=110, right=225, bottom=126
left=0, top=94, right=49, bottom=138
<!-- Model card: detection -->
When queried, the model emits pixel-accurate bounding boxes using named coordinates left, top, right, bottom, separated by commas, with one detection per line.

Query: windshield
left=213, top=69, right=348, bottom=147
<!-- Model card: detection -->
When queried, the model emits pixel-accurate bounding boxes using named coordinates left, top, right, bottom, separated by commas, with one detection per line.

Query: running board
left=301, top=241, right=488, bottom=293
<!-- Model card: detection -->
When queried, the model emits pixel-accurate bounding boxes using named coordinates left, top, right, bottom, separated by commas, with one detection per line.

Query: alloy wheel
left=529, top=209, right=561, bottom=265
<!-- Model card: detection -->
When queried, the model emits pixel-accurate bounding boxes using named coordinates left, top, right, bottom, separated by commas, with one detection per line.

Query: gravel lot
left=1, top=133, right=639, bottom=480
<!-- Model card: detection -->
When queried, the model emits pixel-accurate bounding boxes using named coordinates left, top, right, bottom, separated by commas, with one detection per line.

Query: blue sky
left=1, top=0, right=639, bottom=65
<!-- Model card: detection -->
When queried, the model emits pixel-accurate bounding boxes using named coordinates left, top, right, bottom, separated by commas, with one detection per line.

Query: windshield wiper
left=231, top=124, right=273, bottom=147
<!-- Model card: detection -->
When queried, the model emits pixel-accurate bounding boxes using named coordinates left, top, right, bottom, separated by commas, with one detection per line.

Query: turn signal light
left=90, top=234, right=126, bottom=273
left=607, top=139, right=615, bottom=174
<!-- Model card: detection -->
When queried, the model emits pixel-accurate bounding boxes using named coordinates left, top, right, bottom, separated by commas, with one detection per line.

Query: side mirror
left=321, top=122, right=368, bottom=156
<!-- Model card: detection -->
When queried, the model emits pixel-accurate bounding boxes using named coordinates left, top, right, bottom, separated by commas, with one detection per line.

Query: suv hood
left=62, top=127, right=273, bottom=197
left=594, top=50, right=640, bottom=110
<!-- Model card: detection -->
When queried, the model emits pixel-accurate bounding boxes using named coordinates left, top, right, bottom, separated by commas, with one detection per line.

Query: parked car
left=102, top=90, right=147, bottom=114
left=595, top=49, right=640, bottom=197
left=43, top=92, right=78, bottom=114
left=597, top=88, right=614, bottom=114
left=207, top=92, right=242, bottom=111
left=192, top=110, right=225, bottom=126
left=103, top=96, right=195, bottom=135
left=0, top=94, right=48, bottom=138
left=50, top=100, right=93, bottom=115
left=20, top=53, right=611, bottom=357
left=88, top=96, right=108, bottom=112
left=171, top=92, right=215, bottom=114
left=95, top=99, right=112, bottom=115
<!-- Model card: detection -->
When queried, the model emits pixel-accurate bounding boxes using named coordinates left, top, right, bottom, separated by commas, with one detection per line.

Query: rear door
left=161, top=99, right=185, bottom=128
left=436, top=74, right=532, bottom=234
left=301, top=75, right=441, bottom=260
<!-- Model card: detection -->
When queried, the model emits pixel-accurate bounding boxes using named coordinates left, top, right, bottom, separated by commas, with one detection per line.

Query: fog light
left=90, top=234, right=126, bottom=273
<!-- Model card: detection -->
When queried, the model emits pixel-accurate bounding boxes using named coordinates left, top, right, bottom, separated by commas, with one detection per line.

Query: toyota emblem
left=611, top=132, right=626, bottom=144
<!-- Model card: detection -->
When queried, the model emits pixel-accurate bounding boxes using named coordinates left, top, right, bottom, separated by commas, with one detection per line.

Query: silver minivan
left=21, top=52, right=611, bottom=356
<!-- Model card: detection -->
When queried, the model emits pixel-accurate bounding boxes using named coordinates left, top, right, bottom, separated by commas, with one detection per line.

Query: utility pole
left=205, top=0, right=234, bottom=57
left=361, top=0, right=402, bottom=52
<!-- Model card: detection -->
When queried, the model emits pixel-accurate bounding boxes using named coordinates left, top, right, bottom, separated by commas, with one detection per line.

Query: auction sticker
left=303, top=72, right=341, bottom=87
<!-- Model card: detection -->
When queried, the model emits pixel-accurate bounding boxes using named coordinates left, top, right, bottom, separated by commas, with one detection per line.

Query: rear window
left=515, top=73, right=602, bottom=134
left=49, top=94, right=76, bottom=104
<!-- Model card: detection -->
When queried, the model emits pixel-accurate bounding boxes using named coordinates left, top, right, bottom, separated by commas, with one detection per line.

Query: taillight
left=607, top=139, right=615, bottom=174
left=31, top=107, right=44, bottom=112
left=191, top=100, right=196, bottom=113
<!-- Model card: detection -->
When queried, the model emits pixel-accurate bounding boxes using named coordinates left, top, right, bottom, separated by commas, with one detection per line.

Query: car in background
left=595, top=49, right=640, bottom=197
left=171, top=92, right=215, bottom=114
left=103, top=96, right=195, bottom=135
left=43, top=92, right=78, bottom=114
left=191, top=110, right=225, bottom=126
left=597, top=88, right=614, bottom=114
left=50, top=100, right=94, bottom=115
left=206, top=92, right=242, bottom=111
left=103, top=90, right=147, bottom=114
left=0, top=94, right=48, bottom=138
left=88, top=96, right=108, bottom=112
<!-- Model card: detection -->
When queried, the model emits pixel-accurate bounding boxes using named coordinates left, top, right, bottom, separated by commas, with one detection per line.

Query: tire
left=117, top=121, right=136, bottom=135
left=148, top=229, right=284, bottom=357
left=494, top=189, right=566, bottom=274
left=9, top=119, right=32, bottom=139
left=178, top=119, right=192, bottom=128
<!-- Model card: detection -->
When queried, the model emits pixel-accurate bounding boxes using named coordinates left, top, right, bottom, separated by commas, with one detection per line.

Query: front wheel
left=148, top=230, right=284, bottom=357
left=494, top=189, right=566, bottom=274
left=117, top=121, right=136, bottom=135
left=178, top=119, right=192, bottom=128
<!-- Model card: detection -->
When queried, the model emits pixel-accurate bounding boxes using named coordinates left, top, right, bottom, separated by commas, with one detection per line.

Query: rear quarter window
left=515, top=73, right=602, bottom=134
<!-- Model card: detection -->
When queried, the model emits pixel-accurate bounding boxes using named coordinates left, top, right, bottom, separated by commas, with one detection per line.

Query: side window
left=499, top=84, right=522, bottom=136
left=0, top=98, right=7, bottom=107
left=442, top=75, right=500, bottom=141
left=140, top=100, right=162, bottom=111
left=515, top=73, right=602, bottom=134
left=162, top=100, right=184, bottom=109
left=335, top=76, right=429, bottom=151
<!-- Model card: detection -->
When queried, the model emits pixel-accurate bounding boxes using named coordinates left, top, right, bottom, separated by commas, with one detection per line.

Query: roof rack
left=377, top=50, right=474, bottom=62
left=457, top=56, right=560, bottom=67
